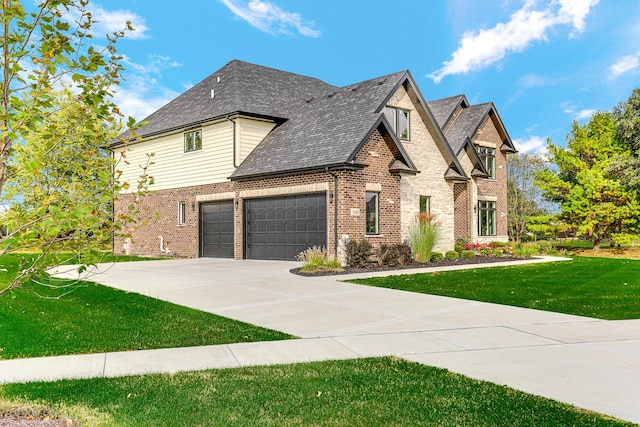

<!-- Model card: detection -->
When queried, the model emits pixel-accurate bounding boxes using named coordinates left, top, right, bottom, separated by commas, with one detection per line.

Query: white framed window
left=477, top=146, right=496, bottom=179
left=478, top=201, right=496, bottom=236
left=365, top=192, right=379, bottom=234
left=184, top=129, right=202, bottom=152
left=383, top=107, right=410, bottom=140
left=178, top=201, right=186, bottom=225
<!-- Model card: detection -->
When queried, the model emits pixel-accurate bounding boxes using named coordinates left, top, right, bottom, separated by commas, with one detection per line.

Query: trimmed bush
left=445, top=250, right=459, bottom=261
left=478, top=246, right=492, bottom=257
left=454, top=244, right=464, bottom=253
left=430, top=252, right=444, bottom=261
left=461, top=250, right=476, bottom=259
left=346, top=239, right=372, bottom=267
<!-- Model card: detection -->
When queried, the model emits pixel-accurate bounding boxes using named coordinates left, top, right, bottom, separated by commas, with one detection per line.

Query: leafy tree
left=535, top=111, right=640, bottom=250
left=608, top=88, right=640, bottom=196
left=0, top=1, right=150, bottom=295
left=507, top=153, right=550, bottom=242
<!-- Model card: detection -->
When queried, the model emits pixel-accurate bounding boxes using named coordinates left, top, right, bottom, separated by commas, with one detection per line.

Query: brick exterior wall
left=453, top=182, right=471, bottom=241
left=113, top=129, right=402, bottom=260
left=473, top=114, right=508, bottom=242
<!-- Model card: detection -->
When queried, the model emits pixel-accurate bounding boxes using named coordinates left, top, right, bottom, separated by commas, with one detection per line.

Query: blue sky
left=94, top=0, right=639, bottom=154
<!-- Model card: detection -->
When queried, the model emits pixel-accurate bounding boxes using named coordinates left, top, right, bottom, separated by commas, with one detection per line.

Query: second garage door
left=245, top=193, right=327, bottom=260
left=200, top=201, right=234, bottom=258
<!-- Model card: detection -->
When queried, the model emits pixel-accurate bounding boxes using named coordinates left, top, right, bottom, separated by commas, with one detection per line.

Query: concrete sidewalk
left=2, top=257, right=639, bottom=424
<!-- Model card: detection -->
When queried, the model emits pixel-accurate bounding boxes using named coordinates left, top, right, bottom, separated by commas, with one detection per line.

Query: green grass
left=0, top=254, right=292, bottom=359
left=349, top=257, right=640, bottom=320
left=0, top=357, right=631, bottom=426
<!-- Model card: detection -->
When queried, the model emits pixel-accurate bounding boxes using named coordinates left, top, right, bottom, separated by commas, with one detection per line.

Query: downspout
left=226, top=115, right=238, bottom=167
left=326, top=167, right=339, bottom=259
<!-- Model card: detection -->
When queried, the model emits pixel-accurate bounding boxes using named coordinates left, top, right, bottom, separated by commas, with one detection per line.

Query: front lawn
left=0, top=254, right=292, bottom=359
left=349, top=257, right=640, bottom=320
left=1, top=357, right=632, bottom=426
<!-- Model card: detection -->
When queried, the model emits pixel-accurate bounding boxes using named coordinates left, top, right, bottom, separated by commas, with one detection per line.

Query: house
left=112, top=60, right=515, bottom=260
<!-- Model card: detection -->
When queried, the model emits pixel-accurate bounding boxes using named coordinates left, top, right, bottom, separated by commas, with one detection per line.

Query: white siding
left=236, top=118, right=276, bottom=164
left=114, top=121, right=234, bottom=192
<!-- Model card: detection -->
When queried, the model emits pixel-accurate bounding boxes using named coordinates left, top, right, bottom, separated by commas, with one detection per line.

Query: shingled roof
left=116, top=60, right=334, bottom=141
left=427, top=95, right=516, bottom=154
left=115, top=60, right=475, bottom=180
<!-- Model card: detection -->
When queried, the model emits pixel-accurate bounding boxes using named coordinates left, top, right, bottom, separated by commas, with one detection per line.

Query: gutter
left=325, top=167, right=339, bottom=259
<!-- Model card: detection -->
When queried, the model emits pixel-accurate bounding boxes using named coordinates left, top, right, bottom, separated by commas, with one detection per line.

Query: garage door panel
left=200, top=201, right=234, bottom=258
left=245, top=193, right=327, bottom=260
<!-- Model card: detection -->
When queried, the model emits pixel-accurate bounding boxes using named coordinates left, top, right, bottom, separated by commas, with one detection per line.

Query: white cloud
left=113, top=55, right=182, bottom=120
left=90, top=4, right=149, bottom=39
left=220, top=0, right=320, bottom=37
left=513, top=135, right=548, bottom=155
left=66, top=4, right=149, bottom=39
left=561, top=102, right=596, bottom=121
left=428, top=0, right=600, bottom=83
left=609, top=53, right=640, bottom=79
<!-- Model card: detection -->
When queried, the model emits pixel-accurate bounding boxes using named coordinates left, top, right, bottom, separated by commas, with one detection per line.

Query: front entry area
left=200, top=200, right=234, bottom=258
left=244, top=193, right=327, bottom=260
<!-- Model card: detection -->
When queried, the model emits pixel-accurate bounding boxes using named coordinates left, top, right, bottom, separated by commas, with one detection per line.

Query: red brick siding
left=473, top=115, right=508, bottom=237
left=113, top=129, right=401, bottom=259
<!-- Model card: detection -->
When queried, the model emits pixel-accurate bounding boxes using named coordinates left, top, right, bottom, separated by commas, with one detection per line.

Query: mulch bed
left=291, top=255, right=530, bottom=277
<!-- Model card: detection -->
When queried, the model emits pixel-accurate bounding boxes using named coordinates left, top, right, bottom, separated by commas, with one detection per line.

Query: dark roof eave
left=229, top=162, right=366, bottom=181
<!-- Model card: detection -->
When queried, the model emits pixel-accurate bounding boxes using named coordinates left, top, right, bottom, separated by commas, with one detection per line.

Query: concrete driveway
left=32, top=258, right=640, bottom=423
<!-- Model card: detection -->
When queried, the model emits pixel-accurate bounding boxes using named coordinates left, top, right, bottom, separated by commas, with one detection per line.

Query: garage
left=200, top=201, right=234, bottom=258
left=245, top=193, right=327, bottom=260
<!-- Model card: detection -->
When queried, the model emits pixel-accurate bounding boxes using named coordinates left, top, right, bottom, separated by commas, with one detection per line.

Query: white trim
left=478, top=195, right=498, bottom=202
left=366, top=183, right=382, bottom=192
left=239, top=183, right=329, bottom=199
left=196, top=192, right=235, bottom=202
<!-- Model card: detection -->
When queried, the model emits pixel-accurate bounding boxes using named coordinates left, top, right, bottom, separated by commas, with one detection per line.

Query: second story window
left=184, top=129, right=202, bottom=152
left=477, top=146, right=496, bottom=179
left=383, top=107, right=410, bottom=141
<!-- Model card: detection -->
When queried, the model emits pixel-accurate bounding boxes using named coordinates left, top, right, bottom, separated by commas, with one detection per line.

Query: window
left=419, top=196, right=431, bottom=215
left=477, top=146, right=496, bottom=179
left=184, top=129, right=202, bottom=152
left=383, top=107, right=410, bottom=140
left=365, top=192, right=379, bottom=234
left=178, top=201, right=186, bottom=225
left=478, top=201, right=496, bottom=236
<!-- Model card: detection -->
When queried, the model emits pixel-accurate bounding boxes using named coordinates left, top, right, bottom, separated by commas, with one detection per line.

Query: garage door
left=200, top=201, right=234, bottom=258
left=245, top=193, right=327, bottom=260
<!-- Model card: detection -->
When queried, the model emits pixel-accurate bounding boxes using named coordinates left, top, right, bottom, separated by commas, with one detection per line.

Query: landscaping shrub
left=377, top=244, right=399, bottom=267
left=430, top=252, right=444, bottom=261
left=408, top=213, right=441, bottom=262
left=515, top=243, right=539, bottom=257
left=478, top=246, right=492, bottom=257
left=396, top=242, right=413, bottom=266
left=296, top=246, right=343, bottom=272
left=377, top=243, right=413, bottom=266
left=445, top=250, right=459, bottom=261
left=461, top=250, right=476, bottom=259
left=454, top=244, right=464, bottom=253
left=536, top=240, right=552, bottom=254
left=346, top=239, right=372, bottom=268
